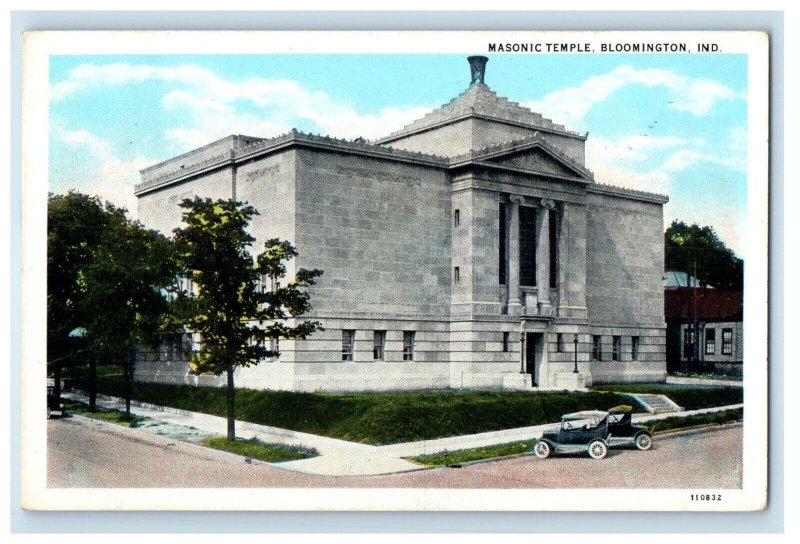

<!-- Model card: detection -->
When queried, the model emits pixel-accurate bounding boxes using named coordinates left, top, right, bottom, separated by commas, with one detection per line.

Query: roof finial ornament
left=468, top=56, right=488, bottom=86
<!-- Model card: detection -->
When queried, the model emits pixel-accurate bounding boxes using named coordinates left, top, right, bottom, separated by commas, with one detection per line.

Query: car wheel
left=635, top=433, right=653, bottom=451
left=533, top=441, right=551, bottom=459
left=588, top=440, right=608, bottom=459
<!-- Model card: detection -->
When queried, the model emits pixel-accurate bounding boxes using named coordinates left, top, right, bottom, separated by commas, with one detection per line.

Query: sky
left=48, top=53, right=748, bottom=254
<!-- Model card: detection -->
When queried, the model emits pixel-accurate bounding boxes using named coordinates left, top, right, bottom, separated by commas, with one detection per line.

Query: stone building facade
left=134, top=57, right=669, bottom=392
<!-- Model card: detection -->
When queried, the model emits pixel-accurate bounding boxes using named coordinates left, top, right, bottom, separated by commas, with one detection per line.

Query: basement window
left=403, top=331, right=415, bottom=361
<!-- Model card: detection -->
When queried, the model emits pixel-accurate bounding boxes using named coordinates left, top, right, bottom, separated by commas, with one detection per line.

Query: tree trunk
left=53, top=363, right=62, bottom=406
left=226, top=365, right=236, bottom=440
left=124, top=352, right=133, bottom=420
left=89, top=352, right=97, bottom=412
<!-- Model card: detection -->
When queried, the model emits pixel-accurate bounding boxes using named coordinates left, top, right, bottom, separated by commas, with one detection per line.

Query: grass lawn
left=63, top=401, right=145, bottom=428
left=410, top=440, right=534, bottom=467
left=201, top=436, right=316, bottom=463
left=94, top=379, right=640, bottom=445
left=410, top=407, right=744, bottom=467
left=590, top=383, right=743, bottom=410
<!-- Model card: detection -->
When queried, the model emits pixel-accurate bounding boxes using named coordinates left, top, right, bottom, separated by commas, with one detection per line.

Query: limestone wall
left=235, top=151, right=298, bottom=270
left=137, top=167, right=234, bottom=236
left=585, top=189, right=666, bottom=328
left=294, top=148, right=452, bottom=317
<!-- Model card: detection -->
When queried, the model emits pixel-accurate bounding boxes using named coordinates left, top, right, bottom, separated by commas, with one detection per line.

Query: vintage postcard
left=21, top=30, right=769, bottom=511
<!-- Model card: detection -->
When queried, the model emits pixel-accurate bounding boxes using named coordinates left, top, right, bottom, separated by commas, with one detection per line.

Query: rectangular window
left=502, top=332, right=510, bottom=353
left=684, top=329, right=696, bottom=359
left=519, top=206, right=537, bottom=286
left=612, top=336, right=621, bottom=361
left=499, top=203, right=507, bottom=285
left=403, top=331, right=415, bottom=361
left=705, top=328, right=716, bottom=355
left=454, top=266, right=460, bottom=283
left=549, top=208, right=558, bottom=288
left=592, top=335, right=602, bottom=361
left=454, top=209, right=460, bottom=227
left=259, top=274, right=269, bottom=293
left=557, top=333, right=564, bottom=353
left=722, top=328, right=733, bottom=355
left=631, top=336, right=640, bottom=361
left=373, top=331, right=386, bottom=361
left=269, top=336, right=280, bottom=360
left=341, top=330, right=354, bottom=361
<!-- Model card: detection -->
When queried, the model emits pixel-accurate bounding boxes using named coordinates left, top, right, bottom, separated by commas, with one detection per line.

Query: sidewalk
left=666, top=375, right=743, bottom=388
left=62, top=392, right=743, bottom=476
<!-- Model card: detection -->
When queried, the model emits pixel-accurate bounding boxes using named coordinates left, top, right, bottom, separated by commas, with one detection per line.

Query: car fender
left=536, top=437, right=556, bottom=448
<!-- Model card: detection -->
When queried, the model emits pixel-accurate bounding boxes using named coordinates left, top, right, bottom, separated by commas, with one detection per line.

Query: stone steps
left=628, top=393, right=683, bottom=414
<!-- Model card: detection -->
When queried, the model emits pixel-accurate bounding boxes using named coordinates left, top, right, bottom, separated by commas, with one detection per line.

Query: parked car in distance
left=532, top=405, right=653, bottom=460
left=47, top=385, right=63, bottom=418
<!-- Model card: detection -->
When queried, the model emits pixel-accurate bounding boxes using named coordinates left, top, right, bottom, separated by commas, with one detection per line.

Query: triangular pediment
left=486, top=147, right=579, bottom=178
left=451, top=136, right=594, bottom=181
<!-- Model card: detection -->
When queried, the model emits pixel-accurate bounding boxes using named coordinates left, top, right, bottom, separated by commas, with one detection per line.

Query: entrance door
left=525, top=332, right=540, bottom=387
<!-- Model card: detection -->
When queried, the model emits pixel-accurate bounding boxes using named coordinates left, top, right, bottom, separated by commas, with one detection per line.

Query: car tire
left=588, top=440, right=608, bottom=459
left=635, top=432, right=653, bottom=451
left=533, top=441, right=552, bottom=459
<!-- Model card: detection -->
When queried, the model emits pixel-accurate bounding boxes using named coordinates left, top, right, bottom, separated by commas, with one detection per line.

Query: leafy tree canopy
left=665, top=220, right=743, bottom=291
left=172, top=197, right=322, bottom=439
left=48, top=191, right=179, bottom=414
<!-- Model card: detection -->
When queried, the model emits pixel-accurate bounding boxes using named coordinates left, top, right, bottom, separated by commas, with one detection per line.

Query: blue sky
left=49, top=53, right=748, bottom=254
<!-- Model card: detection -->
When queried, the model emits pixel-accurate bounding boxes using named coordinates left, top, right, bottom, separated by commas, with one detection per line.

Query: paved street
left=48, top=416, right=742, bottom=489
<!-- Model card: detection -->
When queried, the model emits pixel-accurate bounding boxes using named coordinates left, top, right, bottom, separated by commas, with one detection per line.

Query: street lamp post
left=573, top=333, right=579, bottom=373
left=69, top=327, right=96, bottom=412
left=519, top=319, right=526, bottom=374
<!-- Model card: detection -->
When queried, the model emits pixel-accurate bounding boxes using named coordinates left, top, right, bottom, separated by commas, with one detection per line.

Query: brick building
left=664, top=287, right=743, bottom=376
left=134, top=56, right=669, bottom=392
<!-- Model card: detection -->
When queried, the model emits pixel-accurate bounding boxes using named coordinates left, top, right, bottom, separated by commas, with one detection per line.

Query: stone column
left=537, top=198, right=555, bottom=313
left=507, top=195, right=524, bottom=315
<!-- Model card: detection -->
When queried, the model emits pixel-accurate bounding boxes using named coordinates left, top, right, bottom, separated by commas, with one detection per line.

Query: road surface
left=48, top=416, right=742, bottom=489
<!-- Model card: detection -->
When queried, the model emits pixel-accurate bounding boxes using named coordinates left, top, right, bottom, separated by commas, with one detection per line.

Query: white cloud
left=524, top=65, right=742, bottom=129
left=51, top=62, right=429, bottom=148
left=587, top=131, right=745, bottom=195
left=588, top=134, right=693, bottom=164
left=53, top=127, right=155, bottom=218
left=661, top=149, right=746, bottom=174
left=586, top=134, right=688, bottom=195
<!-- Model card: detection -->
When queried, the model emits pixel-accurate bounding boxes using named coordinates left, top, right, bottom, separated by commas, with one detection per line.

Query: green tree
left=665, top=220, right=743, bottom=291
left=82, top=205, right=178, bottom=417
left=48, top=192, right=109, bottom=403
left=173, top=197, right=322, bottom=440
left=47, top=192, right=178, bottom=415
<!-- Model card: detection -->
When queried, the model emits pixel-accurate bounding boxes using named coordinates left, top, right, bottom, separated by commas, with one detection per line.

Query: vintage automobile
left=605, top=405, right=653, bottom=451
left=532, top=405, right=652, bottom=459
left=532, top=410, right=612, bottom=459
left=47, top=385, right=63, bottom=419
